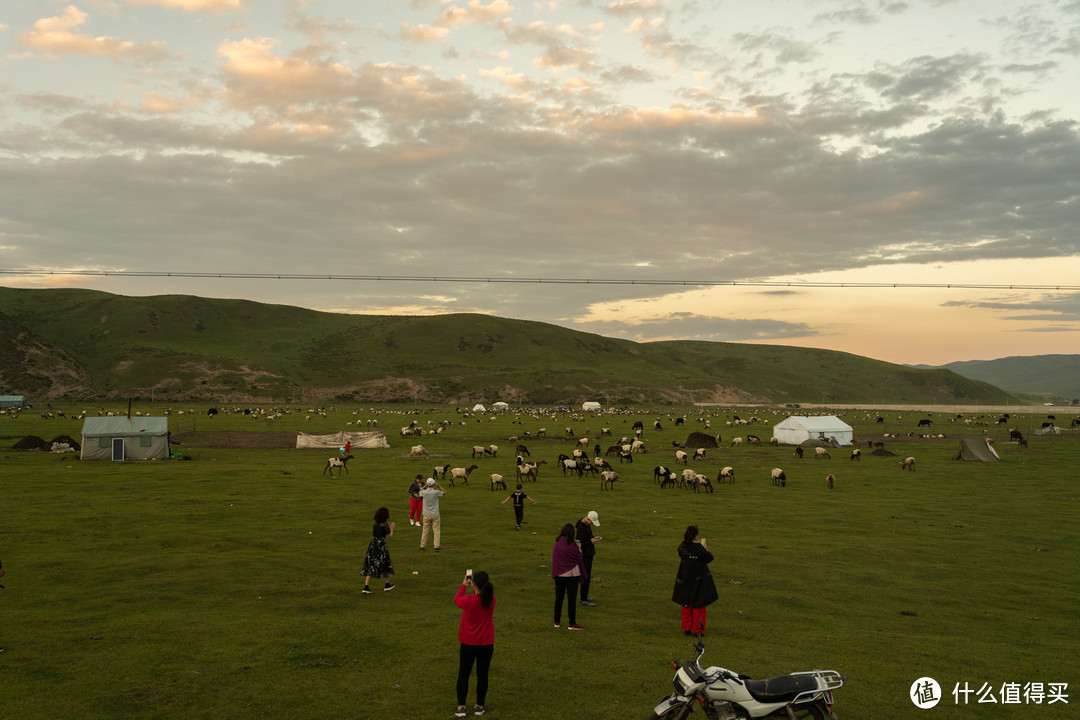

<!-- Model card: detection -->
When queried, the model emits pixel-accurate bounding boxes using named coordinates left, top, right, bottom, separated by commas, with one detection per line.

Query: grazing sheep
left=562, top=459, right=582, bottom=477
left=814, top=447, right=831, bottom=460
left=410, top=444, right=430, bottom=459
left=693, top=447, right=708, bottom=461
left=323, top=454, right=354, bottom=476
left=516, top=462, right=540, bottom=482
left=490, top=473, right=507, bottom=491
left=747, top=434, right=761, bottom=445
left=600, top=470, right=620, bottom=490
left=488, top=444, right=498, bottom=457
left=449, top=465, right=479, bottom=486
left=472, top=445, right=487, bottom=459
left=827, top=473, right=835, bottom=489
left=434, top=463, right=450, bottom=479
left=794, top=446, right=804, bottom=459
left=850, top=449, right=861, bottom=461
left=1018, top=438, right=1028, bottom=448
left=653, top=464, right=670, bottom=483
left=515, top=444, right=531, bottom=457
left=900, top=457, right=916, bottom=471
left=674, top=450, right=689, bottom=464
left=659, top=471, right=678, bottom=489
left=690, top=474, right=714, bottom=493
left=716, top=466, right=735, bottom=484
left=731, top=437, right=743, bottom=447
left=631, top=439, right=647, bottom=454
left=653, top=420, right=663, bottom=430
left=771, top=468, right=786, bottom=487
left=680, top=468, right=698, bottom=488
left=593, top=457, right=613, bottom=471
left=618, top=451, right=634, bottom=464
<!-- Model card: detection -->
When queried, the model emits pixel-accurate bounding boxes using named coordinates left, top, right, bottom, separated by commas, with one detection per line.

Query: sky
left=1, top=0, right=1079, bottom=366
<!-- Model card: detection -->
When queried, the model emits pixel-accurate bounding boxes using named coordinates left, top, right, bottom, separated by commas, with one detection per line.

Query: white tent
left=773, top=415, right=853, bottom=446
left=492, top=402, right=510, bottom=412
left=472, top=403, right=487, bottom=412
left=582, top=401, right=601, bottom=411
left=296, top=430, right=390, bottom=449
left=81, top=416, right=170, bottom=460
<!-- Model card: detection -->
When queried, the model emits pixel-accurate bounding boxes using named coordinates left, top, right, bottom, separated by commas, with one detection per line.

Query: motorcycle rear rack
left=787, top=670, right=844, bottom=703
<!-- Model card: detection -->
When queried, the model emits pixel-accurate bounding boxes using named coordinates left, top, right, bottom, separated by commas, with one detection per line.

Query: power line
left=1, top=269, right=1078, bottom=291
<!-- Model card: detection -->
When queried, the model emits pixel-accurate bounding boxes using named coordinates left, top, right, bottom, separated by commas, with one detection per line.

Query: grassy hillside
left=932, top=355, right=1080, bottom=404
left=0, top=287, right=1019, bottom=406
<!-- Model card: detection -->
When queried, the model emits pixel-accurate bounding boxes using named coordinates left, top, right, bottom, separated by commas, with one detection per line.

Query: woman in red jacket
left=455, top=570, right=496, bottom=717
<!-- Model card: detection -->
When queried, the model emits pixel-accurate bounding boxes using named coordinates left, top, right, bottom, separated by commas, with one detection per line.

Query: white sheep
left=449, top=465, right=478, bottom=486
left=771, top=468, right=786, bottom=486
left=814, top=447, right=831, bottom=460
left=410, top=444, right=429, bottom=458
left=490, top=473, right=507, bottom=491
left=900, top=456, right=916, bottom=471
left=600, top=470, right=620, bottom=490
left=674, top=449, right=688, bottom=464
left=323, top=454, right=354, bottom=476
left=717, top=466, right=734, bottom=484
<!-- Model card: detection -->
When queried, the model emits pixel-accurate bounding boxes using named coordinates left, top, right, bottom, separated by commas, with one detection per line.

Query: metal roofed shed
left=80, top=416, right=170, bottom=461
left=773, top=415, right=854, bottom=447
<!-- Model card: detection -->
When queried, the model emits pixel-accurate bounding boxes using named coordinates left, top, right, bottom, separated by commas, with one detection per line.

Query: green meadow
left=1, top=405, right=1077, bottom=720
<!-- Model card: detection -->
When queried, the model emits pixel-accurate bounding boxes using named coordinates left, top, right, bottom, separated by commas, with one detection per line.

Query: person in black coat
left=671, top=525, right=719, bottom=635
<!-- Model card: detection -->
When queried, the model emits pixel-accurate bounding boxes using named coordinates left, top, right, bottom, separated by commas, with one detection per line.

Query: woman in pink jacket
left=454, top=570, right=496, bottom=717
left=551, top=523, right=587, bottom=630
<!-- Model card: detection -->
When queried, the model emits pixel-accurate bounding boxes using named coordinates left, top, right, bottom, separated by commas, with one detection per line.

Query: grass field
left=1, top=404, right=1077, bottom=720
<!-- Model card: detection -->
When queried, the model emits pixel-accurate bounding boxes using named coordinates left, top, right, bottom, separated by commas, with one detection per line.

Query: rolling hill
left=0, top=287, right=1021, bottom=406
left=921, top=355, right=1080, bottom=404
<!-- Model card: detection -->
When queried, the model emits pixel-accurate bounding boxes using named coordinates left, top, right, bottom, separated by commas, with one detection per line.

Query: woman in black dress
left=362, top=507, right=396, bottom=593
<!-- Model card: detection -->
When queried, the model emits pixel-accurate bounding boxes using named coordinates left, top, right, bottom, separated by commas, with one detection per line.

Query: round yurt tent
left=472, top=403, right=487, bottom=412
left=582, top=401, right=601, bottom=411
left=492, top=401, right=510, bottom=412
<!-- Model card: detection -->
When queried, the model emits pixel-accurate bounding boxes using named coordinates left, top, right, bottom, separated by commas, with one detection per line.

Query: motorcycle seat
left=745, top=674, right=821, bottom=704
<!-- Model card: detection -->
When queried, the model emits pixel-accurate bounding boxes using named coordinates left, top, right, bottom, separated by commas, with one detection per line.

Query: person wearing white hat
left=575, top=510, right=602, bottom=606
left=419, top=478, right=446, bottom=551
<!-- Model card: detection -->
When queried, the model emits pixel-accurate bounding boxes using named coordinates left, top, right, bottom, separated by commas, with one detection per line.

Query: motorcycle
left=648, top=633, right=845, bottom=720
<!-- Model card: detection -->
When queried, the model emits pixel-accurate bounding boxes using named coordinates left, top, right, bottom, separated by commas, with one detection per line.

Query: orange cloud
left=127, top=0, right=250, bottom=12
left=17, top=5, right=168, bottom=62
left=436, top=0, right=513, bottom=28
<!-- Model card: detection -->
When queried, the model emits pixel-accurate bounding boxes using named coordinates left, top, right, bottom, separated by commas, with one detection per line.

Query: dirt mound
left=870, top=448, right=896, bottom=457
left=49, top=434, right=81, bottom=451
left=682, top=431, right=718, bottom=448
left=10, top=435, right=49, bottom=450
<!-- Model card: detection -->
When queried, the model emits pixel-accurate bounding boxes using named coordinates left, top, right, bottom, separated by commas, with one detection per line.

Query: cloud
left=436, top=0, right=514, bottom=28
left=127, top=0, right=250, bottom=12
left=17, top=5, right=169, bottom=62
left=400, top=23, right=451, bottom=43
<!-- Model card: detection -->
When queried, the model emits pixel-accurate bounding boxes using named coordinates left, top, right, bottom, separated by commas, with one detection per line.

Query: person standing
left=344, top=440, right=352, bottom=456
left=419, top=478, right=446, bottom=551
left=671, top=525, right=719, bottom=635
left=500, top=484, right=536, bottom=530
left=575, top=511, right=601, bottom=606
left=408, top=474, right=424, bottom=526
left=454, top=570, right=496, bottom=717
left=361, top=507, right=396, bottom=594
left=551, top=523, right=586, bottom=629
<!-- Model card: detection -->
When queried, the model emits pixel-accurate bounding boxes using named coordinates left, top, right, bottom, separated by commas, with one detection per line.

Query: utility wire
left=1, top=269, right=1078, bottom=291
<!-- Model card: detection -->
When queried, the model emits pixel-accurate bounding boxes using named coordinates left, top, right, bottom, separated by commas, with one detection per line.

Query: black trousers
left=580, top=554, right=594, bottom=599
left=457, top=643, right=494, bottom=706
left=553, top=576, right=579, bottom=624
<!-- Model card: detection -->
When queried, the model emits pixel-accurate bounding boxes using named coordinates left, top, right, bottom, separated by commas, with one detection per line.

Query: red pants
left=681, top=606, right=708, bottom=634
left=409, top=497, right=423, bottom=523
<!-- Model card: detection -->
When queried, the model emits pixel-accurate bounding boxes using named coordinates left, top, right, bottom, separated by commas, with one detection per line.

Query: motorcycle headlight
left=673, top=662, right=704, bottom=694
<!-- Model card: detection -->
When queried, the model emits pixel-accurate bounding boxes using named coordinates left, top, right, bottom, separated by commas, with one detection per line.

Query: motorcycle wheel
left=647, top=703, right=693, bottom=720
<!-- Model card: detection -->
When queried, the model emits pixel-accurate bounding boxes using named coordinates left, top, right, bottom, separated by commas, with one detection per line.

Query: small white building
left=472, top=403, right=487, bottom=413
left=81, top=416, right=170, bottom=460
left=773, top=415, right=853, bottom=446
left=582, top=401, right=602, bottom=411
left=492, top=401, right=510, bottom=412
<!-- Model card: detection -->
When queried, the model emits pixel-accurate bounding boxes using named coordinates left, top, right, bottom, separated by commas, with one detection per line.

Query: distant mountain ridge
left=0, top=286, right=1022, bottom=406
left=916, top=355, right=1080, bottom=404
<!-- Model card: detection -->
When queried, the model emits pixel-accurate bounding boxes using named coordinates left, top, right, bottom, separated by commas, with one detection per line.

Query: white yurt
left=472, top=403, right=487, bottom=412
left=582, top=401, right=602, bottom=411
left=492, top=401, right=510, bottom=412
left=773, top=415, right=853, bottom=446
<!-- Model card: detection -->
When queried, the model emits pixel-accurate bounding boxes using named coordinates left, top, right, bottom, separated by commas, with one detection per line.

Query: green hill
left=0, top=287, right=1019, bottom=405
left=928, top=355, right=1080, bottom=404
